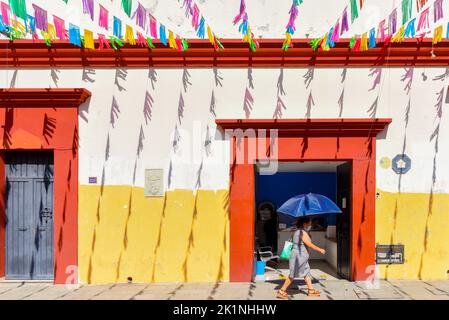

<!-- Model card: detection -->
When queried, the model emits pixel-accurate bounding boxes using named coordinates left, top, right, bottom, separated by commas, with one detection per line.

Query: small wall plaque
left=392, top=154, right=411, bottom=174
left=376, top=244, right=405, bottom=264
left=88, top=177, right=97, bottom=184
left=144, top=169, right=164, bottom=197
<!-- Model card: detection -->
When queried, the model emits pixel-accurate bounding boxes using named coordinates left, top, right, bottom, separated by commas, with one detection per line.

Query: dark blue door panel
left=5, top=152, right=54, bottom=280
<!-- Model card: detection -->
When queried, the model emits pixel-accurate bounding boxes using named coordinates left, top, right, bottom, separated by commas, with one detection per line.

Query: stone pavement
left=0, top=279, right=448, bottom=300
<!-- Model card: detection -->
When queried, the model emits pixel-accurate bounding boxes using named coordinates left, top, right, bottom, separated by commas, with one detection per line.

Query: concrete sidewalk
left=0, top=279, right=448, bottom=300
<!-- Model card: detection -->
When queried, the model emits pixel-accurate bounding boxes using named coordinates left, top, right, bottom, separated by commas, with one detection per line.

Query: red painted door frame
left=0, top=88, right=90, bottom=284
left=216, top=119, right=391, bottom=282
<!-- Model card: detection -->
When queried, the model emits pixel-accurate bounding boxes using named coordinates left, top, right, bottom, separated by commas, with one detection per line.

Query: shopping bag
left=280, top=240, right=293, bottom=260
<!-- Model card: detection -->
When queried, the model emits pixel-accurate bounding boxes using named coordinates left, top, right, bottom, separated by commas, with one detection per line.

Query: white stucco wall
left=1, top=1, right=448, bottom=195
left=1, top=66, right=448, bottom=196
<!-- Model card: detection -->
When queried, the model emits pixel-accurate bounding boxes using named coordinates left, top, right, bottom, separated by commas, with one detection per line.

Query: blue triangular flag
left=404, top=18, right=416, bottom=38
left=197, top=17, right=205, bottom=39
left=69, top=24, right=81, bottom=47
left=238, top=20, right=248, bottom=35
left=113, top=16, right=122, bottom=39
left=159, top=24, right=167, bottom=46
left=27, top=15, right=36, bottom=33
left=327, top=27, right=335, bottom=47
left=369, top=27, right=376, bottom=48
left=0, top=16, right=6, bottom=33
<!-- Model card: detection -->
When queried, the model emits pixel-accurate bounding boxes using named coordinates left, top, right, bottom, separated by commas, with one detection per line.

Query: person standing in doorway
left=277, top=217, right=326, bottom=299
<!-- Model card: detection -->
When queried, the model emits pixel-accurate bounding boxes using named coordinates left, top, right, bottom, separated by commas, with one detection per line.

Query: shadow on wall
left=273, top=69, right=286, bottom=119
left=378, top=68, right=449, bottom=280
left=2, top=108, right=14, bottom=148
left=377, top=190, right=449, bottom=280
left=78, top=187, right=230, bottom=284
left=79, top=97, right=92, bottom=123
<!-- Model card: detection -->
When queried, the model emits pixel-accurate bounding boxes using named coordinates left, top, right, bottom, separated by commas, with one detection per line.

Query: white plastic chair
left=256, top=246, right=280, bottom=263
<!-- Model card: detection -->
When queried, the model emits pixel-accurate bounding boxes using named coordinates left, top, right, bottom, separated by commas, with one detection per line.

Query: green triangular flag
left=349, top=36, right=356, bottom=49
left=309, top=38, right=321, bottom=51
left=121, top=0, right=132, bottom=17
left=146, top=37, right=155, bottom=49
left=402, top=0, right=412, bottom=25
left=350, top=0, right=359, bottom=23
left=110, top=36, right=124, bottom=50
left=9, top=0, right=27, bottom=20
left=181, top=38, right=189, bottom=51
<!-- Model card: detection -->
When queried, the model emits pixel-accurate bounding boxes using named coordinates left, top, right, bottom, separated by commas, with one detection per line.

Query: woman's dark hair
left=296, top=217, right=311, bottom=229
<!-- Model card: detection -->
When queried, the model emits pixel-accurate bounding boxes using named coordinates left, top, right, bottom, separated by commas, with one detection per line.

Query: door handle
left=18, top=227, right=27, bottom=231
left=40, top=208, right=53, bottom=223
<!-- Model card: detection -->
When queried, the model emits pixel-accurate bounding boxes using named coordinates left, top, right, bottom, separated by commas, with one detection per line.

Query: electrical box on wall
left=144, top=169, right=164, bottom=197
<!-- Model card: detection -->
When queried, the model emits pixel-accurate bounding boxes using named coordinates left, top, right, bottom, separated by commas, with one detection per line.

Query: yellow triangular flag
left=16, top=21, right=26, bottom=33
left=125, top=25, right=136, bottom=45
left=47, top=23, right=56, bottom=40
left=168, top=30, right=176, bottom=49
left=321, top=32, right=330, bottom=51
left=207, top=25, right=214, bottom=44
left=360, top=32, right=368, bottom=51
left=84, top=29, right=95, bottom=49
left=392, top=25, right=405, bottom=43
left=432, top=25, right=443, bottom=44
left=11, top=18, right=26, bottom=33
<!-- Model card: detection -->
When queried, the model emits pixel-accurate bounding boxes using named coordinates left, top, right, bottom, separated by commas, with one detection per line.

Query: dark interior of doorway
left=254, top=161, right=352, bottom=281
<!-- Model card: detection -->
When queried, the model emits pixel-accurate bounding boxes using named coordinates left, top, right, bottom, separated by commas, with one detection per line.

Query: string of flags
left=0, top=0, right=448, bottom=53
left=349, top=0, right=446, bottom=51
left=282, top=0, right=303, bottom=51
left=309, top=0, right=368, bottom=51
left=233, top=0, right=259, bottom=52
left=0, top=0, right=202, bottom=51
left=310, top=0, right=447, bottom=52
left=180, top=0, right=223, bottom=50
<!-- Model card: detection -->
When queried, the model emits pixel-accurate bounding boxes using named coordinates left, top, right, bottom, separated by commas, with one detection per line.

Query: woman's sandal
left=307, top=289, right=321, bottom=297
left=276, top=289, right=289, bottom=300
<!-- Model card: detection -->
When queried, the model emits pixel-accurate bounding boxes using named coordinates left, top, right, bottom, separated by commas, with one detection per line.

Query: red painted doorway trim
left=216, top=118, right=391, bottom=282
left=0, top=88, right=91, bottom=284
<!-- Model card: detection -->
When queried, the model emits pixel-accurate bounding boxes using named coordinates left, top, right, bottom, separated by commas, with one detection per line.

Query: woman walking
left=277, top=217, right=326, bottom=299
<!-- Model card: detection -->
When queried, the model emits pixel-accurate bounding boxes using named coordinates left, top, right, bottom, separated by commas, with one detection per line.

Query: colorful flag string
left=0, top=0, right=448, bottom=53
left=309, top=0, right=367, bottom=51
left=233, top=0, right=259, bottom=51
left=115, top=1, right=189, bottom=51
left=282, top=0, right=303, bottom=51
left=311, top=0, right=448, bottom=52
left=353, top=0, right=444, bottom=52
left=0, top=0, right=191, bottom=52
left=181, top=0, right=223, bottom=50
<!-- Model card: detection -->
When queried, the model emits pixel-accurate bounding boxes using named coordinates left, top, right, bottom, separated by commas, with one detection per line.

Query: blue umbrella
left=277, top=193, right=342, bottom=226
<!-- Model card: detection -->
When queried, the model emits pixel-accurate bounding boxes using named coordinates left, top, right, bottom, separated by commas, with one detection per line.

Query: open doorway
left=254, top=161, right=352, bottom=281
